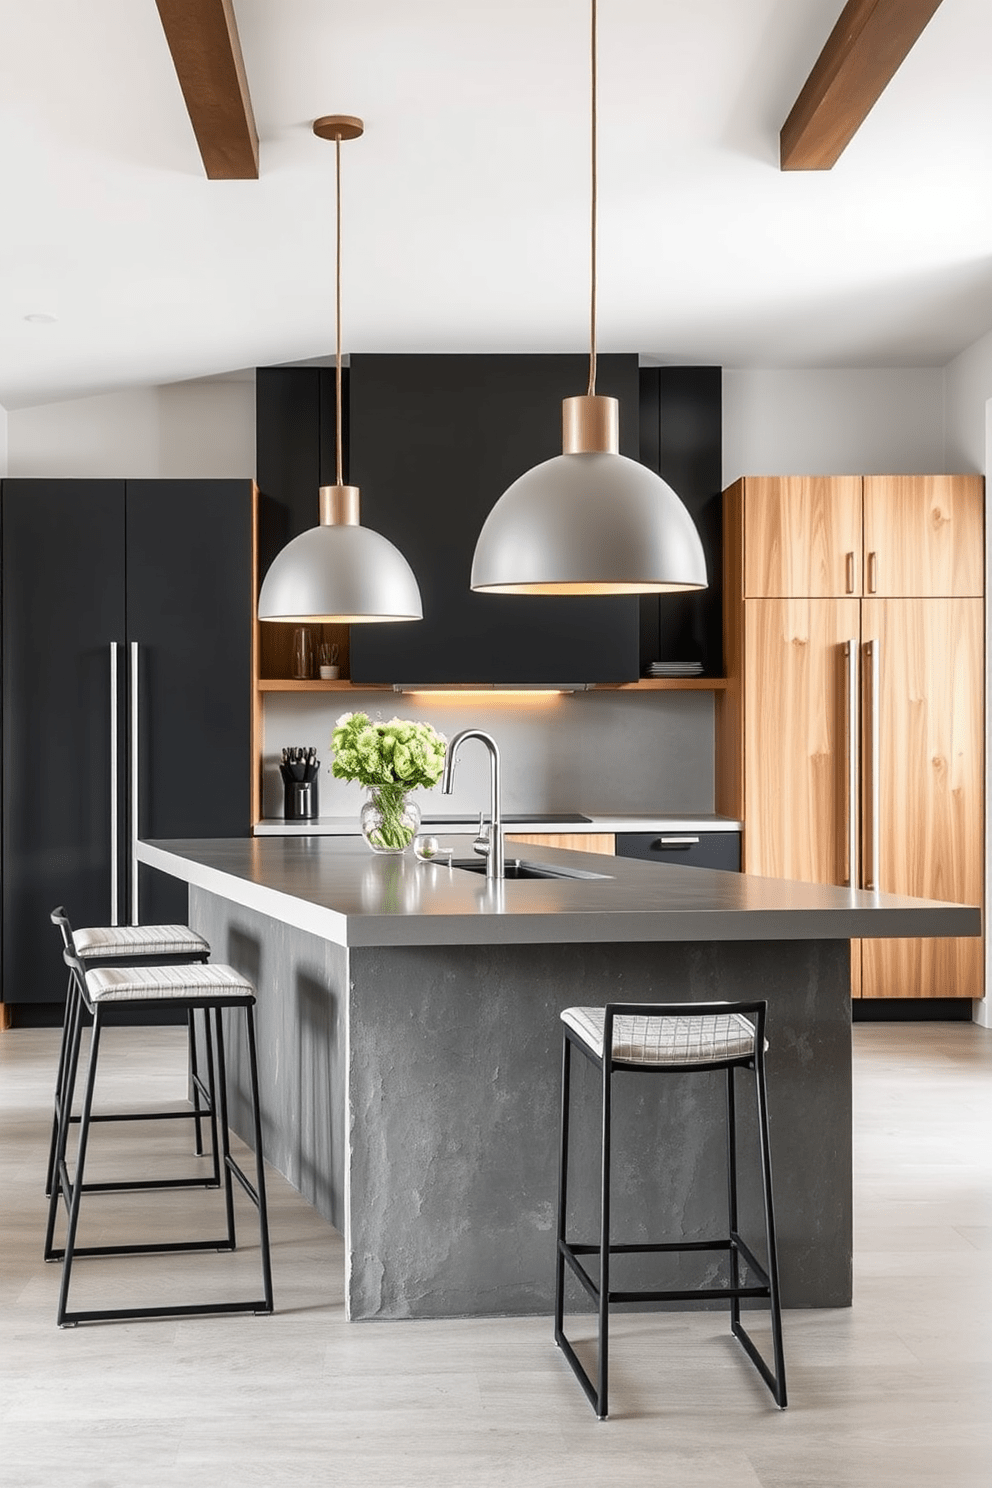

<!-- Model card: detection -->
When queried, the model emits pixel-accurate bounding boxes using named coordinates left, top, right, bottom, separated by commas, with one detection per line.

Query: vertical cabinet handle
left=109, top=643, right=119, bottom=927
left=845, top=552, right=855, bottom=594
left=845, top=639, right=858, bottom=887
left=867, top=551, right=877, bottom=593
left=863, top=639, right=881, bottom=890
left=130, top=641, right=140, bottom=926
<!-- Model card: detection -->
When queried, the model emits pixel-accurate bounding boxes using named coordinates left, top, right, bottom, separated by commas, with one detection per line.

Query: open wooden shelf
left=257, top=677, right=727, bottom=693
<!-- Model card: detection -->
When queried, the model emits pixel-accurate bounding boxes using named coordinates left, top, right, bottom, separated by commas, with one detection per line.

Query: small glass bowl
left=413, top=834, right=453, bottom=864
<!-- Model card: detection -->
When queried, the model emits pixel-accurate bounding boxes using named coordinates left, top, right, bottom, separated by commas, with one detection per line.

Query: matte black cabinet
left=254, top=357, right=724, bottom=683
left=348, top=354, right=642, bottom=685
left=1, top=479, right=253, bottom=1008
left=615, top=831, right=741, bottom=872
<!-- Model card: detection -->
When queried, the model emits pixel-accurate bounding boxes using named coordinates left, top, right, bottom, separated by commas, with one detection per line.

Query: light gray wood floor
left=1, top=1020, right=990, bottom=1487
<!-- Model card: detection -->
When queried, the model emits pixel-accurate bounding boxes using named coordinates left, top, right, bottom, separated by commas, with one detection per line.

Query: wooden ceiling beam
left=154, top=0, right=259, bottom=179
left=780, top=0, right=944, bottom=171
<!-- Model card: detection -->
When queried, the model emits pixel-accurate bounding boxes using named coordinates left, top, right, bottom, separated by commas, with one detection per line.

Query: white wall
left=945, top=326, right=992, bottom=473
left=3, top=377, right=254, bottom=479
left=722, top=368, right=946, bottom=482
left=0, top=402, right=7, bottom=477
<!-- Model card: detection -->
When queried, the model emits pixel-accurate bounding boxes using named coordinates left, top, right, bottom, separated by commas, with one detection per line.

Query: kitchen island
left=138, top=836, right=979, bottom=1320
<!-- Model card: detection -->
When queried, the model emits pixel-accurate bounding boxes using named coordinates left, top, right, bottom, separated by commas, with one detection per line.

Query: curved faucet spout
left=441, top=729, right=504, bottom=880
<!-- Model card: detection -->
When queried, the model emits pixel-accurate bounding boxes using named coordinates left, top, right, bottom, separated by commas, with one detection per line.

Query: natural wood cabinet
left=730, top=473, right=984, bottom=601
left=505, top=832, right=616, bottom=856
left=736, top=475, right=863, bottom=598
left=862, top=476, right=984, bottom=598
left=859, top=597, right=983, bottom=998
left=743, top=598, right=860, bottom=886
left=717, top=475, right=984, bottom=1000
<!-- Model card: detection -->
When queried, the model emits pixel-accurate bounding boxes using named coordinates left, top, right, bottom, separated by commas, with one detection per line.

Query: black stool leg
left=554, top=1032, right=572, bottom=1345
left=244, top=1005, right=274, bottom=1312
left=56, top=1009, right=105, bottom=1326
left=45, top=969, right=81, bottom=1198
left=44, top=988, right=87, bottom=1262
left=753, top=1047, right=787, bottom=1407
left=596, top=1053, right=613, bottom=1419
left=212, top=1008, right=239, bottom=1252
left=726, top=1063, right=741, bottom=1334
left=188, top=1008, right=205, bottom=1156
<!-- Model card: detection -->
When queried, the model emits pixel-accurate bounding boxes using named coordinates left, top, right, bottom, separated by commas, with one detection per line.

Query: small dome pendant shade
left=257, top=523, right=423, bottom=623
left=470, top=450, right=708, bottom=595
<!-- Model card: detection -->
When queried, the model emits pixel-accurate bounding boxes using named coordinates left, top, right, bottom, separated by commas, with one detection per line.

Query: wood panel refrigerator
left=1, top=479, right=254, bottom=1012
left=717, top=475, right=984, bottom=1000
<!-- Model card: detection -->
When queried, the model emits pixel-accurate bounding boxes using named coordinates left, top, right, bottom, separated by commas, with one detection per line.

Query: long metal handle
left=130, top=641, right=140, bottom=926
left=657, top=836, right=700, bottom=847
left=109, top=643, right=119, bottom=926
left=864, top=639, right=881, bottom=890
left=845, top=640, right=858, bottom=887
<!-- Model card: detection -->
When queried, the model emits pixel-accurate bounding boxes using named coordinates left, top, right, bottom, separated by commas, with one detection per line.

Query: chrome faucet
left=441, top=729, right=505, bottom=880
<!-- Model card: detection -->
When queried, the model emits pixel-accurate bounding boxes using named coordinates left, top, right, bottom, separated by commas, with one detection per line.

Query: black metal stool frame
left=554, top=999, right=787, bottom=1419
left=46, top=946, right=274, bottom=1328
left=46, top=908, right=216, bottom=1199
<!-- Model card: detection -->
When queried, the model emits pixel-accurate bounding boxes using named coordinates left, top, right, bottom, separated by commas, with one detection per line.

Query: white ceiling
left=2, top=0, right=992, bottom=409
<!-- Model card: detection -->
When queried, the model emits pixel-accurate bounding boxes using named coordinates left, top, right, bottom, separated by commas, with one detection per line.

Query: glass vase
left=360, top=787, right=421, bottom=854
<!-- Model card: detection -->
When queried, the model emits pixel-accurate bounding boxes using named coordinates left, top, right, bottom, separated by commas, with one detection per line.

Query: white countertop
left=254, top=812, right=742, bottom=836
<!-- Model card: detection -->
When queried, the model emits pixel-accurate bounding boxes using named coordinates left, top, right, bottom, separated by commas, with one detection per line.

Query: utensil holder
left=284, top=778, right=319, bottom=821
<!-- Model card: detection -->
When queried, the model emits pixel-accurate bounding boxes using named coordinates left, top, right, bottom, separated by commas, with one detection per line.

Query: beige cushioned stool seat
left=84, top=963, right=254, bottom=1004
left=73, top=924, right=210, bottom=959
left=561, top=1006, right=758, bottom=1066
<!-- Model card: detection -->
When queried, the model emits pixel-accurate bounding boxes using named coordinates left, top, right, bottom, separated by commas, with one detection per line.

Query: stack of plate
left=644, top=661, right=704, bottom=678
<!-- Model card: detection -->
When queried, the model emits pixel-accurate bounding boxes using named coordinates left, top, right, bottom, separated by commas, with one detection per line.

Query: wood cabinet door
left=505, top=832, right=615, bottom=856
left=743, top=598, right=861, bottom=885
left=743, top=477, right=863, bottom=598
left=860, top=598, right=983, bottom=997
left=862, top=476, right=984, bottom=598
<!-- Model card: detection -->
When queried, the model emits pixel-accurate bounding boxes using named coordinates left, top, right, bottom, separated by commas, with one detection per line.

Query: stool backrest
left=50, top=906, right=78, bottom=956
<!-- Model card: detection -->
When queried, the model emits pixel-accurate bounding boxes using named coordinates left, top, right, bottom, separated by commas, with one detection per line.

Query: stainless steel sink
left=449, top=858, right=611, bottom=882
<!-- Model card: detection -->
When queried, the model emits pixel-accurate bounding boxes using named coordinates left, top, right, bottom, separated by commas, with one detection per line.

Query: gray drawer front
left=616, top=831, right=741, bottom=872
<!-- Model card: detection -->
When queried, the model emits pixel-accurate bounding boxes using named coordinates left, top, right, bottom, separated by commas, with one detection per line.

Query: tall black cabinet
left=1, top=478, right=253, bottom=1010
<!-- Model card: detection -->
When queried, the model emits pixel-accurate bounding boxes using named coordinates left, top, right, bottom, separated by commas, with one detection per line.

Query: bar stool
left=46, top=944, right=273, bottom=1328
left=46, top=908, right=213, bottom=1198
left=554, top=999, right=787, bottom=1419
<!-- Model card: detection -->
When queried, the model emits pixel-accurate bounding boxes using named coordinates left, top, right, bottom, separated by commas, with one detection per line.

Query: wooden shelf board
left=600, top=678, right=728, bottom=691
left=257, top=677, right=727, bottom=694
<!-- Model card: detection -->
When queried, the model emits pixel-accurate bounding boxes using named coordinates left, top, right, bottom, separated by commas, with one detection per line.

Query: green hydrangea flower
left=331, top=712, right=447, bottom=790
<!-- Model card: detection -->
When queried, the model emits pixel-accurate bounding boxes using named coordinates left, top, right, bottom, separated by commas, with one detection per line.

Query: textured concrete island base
left=192, top=887, right=852, bottom=1320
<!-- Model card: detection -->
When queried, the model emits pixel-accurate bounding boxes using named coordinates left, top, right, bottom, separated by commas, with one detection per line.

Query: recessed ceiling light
left=23, top=312, right=57, bottom=324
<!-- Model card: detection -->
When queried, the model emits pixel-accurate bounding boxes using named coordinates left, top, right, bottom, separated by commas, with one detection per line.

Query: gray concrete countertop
left=253, top=812, right=742, bottom=836
left=138, top=835, right=979, bottom=950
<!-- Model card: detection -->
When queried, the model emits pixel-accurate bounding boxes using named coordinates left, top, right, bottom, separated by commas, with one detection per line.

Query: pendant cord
left=587, top=0, right=598, bottom=398
left=335, top=131, right=344, bottom=487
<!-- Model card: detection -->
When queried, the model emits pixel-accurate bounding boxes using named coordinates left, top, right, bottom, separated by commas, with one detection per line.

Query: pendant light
left=258, top=115, right=422, bottom=624
left=470, top=2, right=707, bottom=597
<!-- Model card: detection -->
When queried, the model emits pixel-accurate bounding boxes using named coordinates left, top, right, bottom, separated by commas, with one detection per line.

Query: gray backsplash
left=262, top=690, right=715, bottom=821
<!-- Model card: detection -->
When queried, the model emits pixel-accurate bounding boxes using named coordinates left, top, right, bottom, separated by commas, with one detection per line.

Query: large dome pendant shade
left=257, top=484, right=422, bottom=623
left=471, top=394, right=707, bottom=595
left=258, top=114, right=423, bottom=626
left=470, top=1, right=708, bottom=599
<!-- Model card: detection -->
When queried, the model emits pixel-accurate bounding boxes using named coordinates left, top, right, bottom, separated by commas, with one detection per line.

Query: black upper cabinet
left=347, top=354, right=641, bottom=685
left=255, top=356, right=724, bottom=683
left=639, top=367, right=723, bottom=676
left=1, top=478, right=253, bottom=1004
